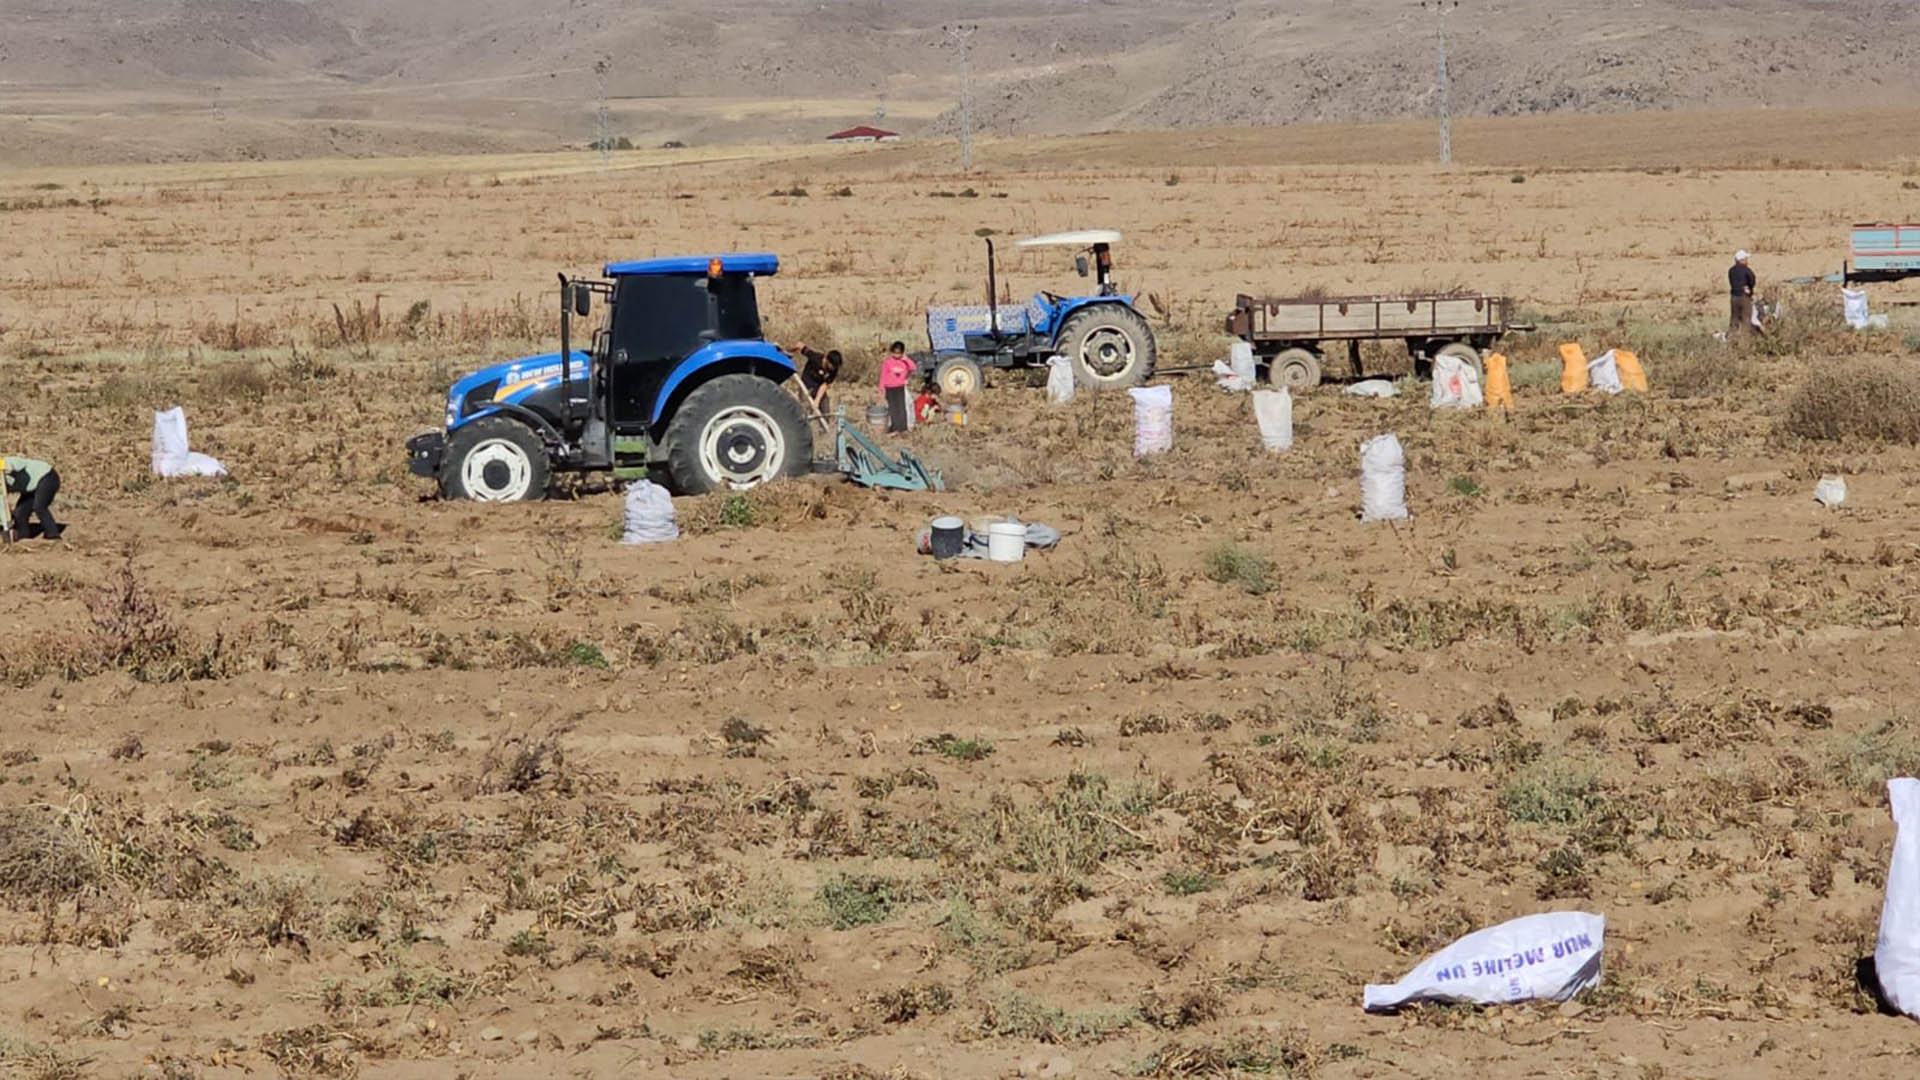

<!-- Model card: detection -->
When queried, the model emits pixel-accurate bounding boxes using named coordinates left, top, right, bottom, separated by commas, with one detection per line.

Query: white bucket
left=987, top=522, right=1026, bottom=563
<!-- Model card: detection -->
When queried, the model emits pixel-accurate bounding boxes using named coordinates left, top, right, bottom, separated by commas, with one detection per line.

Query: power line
left=1423, top=1, right=1458, bottom=166
left=943, top=23, right=978, bottom=172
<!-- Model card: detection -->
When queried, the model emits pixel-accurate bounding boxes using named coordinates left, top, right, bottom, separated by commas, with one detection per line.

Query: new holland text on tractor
left=919, top=230, right=1157, bottom=397
left=407, top=254, right=813, bottom=501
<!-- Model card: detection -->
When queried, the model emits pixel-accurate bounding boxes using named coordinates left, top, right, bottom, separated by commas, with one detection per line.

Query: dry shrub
left=1657, top=344, right=1749, bottom=399
left=1137, top=1027, right=1318, bottom=1077
left=1782, top=359, right=1920, bottom=444
left=87, top=551, right=228, bottom=682
left=194, top=311, right=277, bottom=351
left=200, top=358, right=269, bottom=402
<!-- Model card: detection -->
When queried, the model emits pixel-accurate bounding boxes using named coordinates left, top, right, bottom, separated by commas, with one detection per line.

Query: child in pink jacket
left=877, top=341, right=917, bottom=434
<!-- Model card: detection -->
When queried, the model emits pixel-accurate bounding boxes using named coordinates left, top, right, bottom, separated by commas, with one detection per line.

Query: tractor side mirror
left=572, top=285, right=592, bottom=318
left=1074, top=255, right=1089, bottom=278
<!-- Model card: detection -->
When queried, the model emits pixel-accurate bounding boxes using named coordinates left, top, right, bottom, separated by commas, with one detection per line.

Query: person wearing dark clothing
left=4, top=456, right=62, bottom=541
left=1729, top=251, right=1758, bottom=335
left=792, top=344, right=842, bottom=417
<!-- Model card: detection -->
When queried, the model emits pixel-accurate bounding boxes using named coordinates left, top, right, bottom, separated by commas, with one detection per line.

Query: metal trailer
left=1845, top=223, right=1920, bottom=284
left=1223, top=292, right=1521, bottom=390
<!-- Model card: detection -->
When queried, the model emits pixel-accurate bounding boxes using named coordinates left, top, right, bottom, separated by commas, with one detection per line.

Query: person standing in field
left=4, top=455, right=62, bottom=541
left=791, top=342, right=842, bottom=418
left=877, top=341, right=916, bottom=434
left=1729, top=250, right=1758, bottom=336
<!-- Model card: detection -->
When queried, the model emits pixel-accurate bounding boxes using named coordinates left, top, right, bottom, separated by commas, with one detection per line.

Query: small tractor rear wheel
left=933, top=355, right=985, bottom=399
left=1433, top=342, right=1485, bottom=383
left=1268, top=347, right=1323, bottom=391
left=661, top=374, right=813, bottom=495
left=442, top=416, right=550, bottom=502
left=1058, top=305, right=1156, bottom=390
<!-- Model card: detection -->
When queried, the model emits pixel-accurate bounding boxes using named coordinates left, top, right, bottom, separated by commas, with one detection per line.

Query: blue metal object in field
left=833, top=411, right=942, bottom=492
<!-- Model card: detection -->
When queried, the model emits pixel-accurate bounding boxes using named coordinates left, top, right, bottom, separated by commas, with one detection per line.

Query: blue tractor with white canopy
left=920, top=229, right=1158, bottom=397
left=406, top=253, right=812, bottom=500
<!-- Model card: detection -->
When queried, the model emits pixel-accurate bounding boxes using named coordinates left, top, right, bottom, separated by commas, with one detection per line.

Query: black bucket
left=930, top=516, right=965, bottom=560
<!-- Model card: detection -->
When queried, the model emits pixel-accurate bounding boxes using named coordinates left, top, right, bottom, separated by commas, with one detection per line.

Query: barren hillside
left=1, top=0, right=1917, bottom=164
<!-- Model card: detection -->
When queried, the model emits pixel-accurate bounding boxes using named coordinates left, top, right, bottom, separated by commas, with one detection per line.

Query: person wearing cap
left=1729, top=251, right=1758, bottom=336
left=3, top=455, right=62, bottom=541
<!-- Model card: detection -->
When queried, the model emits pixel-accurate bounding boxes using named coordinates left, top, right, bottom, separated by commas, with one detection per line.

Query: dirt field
left=3, top=117, right=1920, bottom=1078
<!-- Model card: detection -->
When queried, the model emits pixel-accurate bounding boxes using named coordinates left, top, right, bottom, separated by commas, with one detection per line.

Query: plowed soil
left=1, top=125, right=1919, bottom=1079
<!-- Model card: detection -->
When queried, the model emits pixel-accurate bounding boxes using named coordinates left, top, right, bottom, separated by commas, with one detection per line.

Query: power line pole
left=1423, top=1, right=1458, bottom=166
left=594, top=57, right=611, bottom=166
left=943, top=23, right=978, bottom=172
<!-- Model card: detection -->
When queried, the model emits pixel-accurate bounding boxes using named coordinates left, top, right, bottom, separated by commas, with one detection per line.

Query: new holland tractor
left=406, top=253, right=812, bottom=501
left=919, top=229, right=1157, bottom=397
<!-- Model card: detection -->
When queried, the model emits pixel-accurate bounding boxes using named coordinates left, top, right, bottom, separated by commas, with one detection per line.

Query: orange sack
left=1484, top=352, right=1514, bottom=410
left=1559, top=343, right=1589, bottom=394
left=1614, top=349, right=1649, bottom=393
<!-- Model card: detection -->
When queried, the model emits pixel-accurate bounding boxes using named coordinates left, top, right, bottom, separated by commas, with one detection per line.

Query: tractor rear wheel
left=661, top=374, right=813, bottom=495
left=1058, top=305, right=1156, bottom=391
left=1268, top=347, right=1323, bottom=391
left=442, top=416, right=549, bottom=502
left=933, top=355, right=984, bottom=399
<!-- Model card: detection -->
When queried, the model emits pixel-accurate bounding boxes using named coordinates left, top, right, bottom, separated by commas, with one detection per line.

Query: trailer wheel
left=933, top=355, right=984, bottom=399
left=661, top=374, right=813, bottom=495
left=1058, top=305, right=1156, bottom=390
left=1434, top=342, right=1485, bottom=383
left=442, top=416, right=549, bottom=502
left=1268, top=347, right=1323, bottom=391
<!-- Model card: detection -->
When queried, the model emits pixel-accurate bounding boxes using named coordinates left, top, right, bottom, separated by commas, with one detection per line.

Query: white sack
left=1129, top=385, right=1173, bottom=457
left=1843, top=288, right=1871, bottom=331
left=1869, top=313, right=1892, bottom=331
left=1214, top=342, right=1257, bottom=392
left=1429, top=353, right=1485, bottom=410
left=621, top=480, right=679, bottom=545
left=1045, top=354, right=1076, bottom=405
left=1363, top=911, right=1606, bottom=1012
left=1877, top=778, right=1920, bottom=1019
left=1345, top=379, right=1399, bottom=398
left=151, top=407, right=228, bottom=479
left=1814, top=475, right=1848, bottom=508
left=1587, top=350, right=1624, bottom=396
left=1359, top=433, right=1408, bottom=522
left=1253, top=389, right=1293, bottom=452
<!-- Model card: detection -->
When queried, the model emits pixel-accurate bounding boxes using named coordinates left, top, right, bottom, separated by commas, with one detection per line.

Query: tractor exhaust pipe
left=985, top=237, right=999, bottom=340
left=557, top=273, right=573, bottom=423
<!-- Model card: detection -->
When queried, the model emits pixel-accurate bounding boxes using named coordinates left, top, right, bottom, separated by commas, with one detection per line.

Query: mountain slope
left=1, top=0, right=1917, bottom=164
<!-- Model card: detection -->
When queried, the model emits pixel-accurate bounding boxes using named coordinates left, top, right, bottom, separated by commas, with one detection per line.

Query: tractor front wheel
left=1058, top=305, right=1156, bottom=391
left=662, top=374, right=813, bottom=494
left=442, top=416, right=550, bottom=502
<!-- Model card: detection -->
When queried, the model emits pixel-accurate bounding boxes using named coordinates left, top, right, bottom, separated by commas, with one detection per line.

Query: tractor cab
left=408, top=253, right=811, bottom=501
left=920, top=229, right=1156, bottom=396
left=564, top=254, right=777, bottom=452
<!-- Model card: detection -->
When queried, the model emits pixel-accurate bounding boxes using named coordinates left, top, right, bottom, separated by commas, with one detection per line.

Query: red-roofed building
left=826, top=125, right=900, bottom=143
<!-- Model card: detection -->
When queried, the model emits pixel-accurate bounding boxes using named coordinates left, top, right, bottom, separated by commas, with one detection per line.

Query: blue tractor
left=406, top=254, right=812, bottom=500
left=919, top=229, right=1158, bottom=397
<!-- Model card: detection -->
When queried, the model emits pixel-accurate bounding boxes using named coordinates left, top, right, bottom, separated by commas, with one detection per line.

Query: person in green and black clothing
left=4, top=456, right=62, bottom=541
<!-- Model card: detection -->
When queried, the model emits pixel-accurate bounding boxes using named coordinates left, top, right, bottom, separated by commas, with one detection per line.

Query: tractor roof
left=603, top=253, right=779, bottom=277
left=1017, top=230, right=1122, bottom=249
